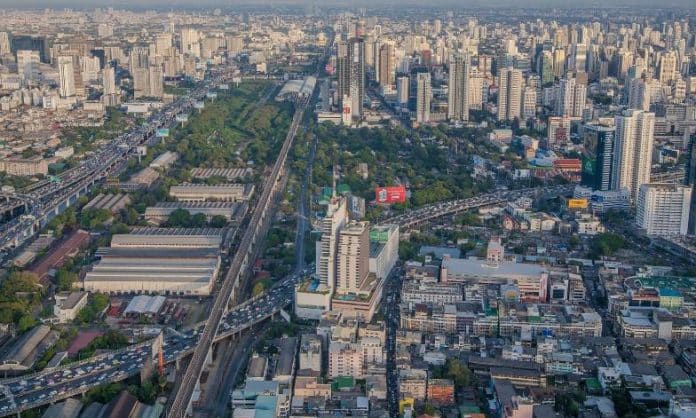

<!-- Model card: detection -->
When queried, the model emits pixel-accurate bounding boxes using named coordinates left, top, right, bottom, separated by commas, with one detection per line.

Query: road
left=168, top=96, right=312, bottom=417
left=0, top=66, right=234, bottom=255
left=382, top=266, right=403, bottom=418
left=294, top=131, right=318, bottom=273
left=0, top=267, right=311, bottom=417
left=378, top=184, right=575, bottom=228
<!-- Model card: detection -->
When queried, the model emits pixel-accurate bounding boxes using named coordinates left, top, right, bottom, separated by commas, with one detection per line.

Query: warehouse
left=190, top=167, right=253, bottom=181
left=83, top=228, right=223, bottom=296
left=144, top=201, right=248, bottom=224
left=169, top=183, right=254, bottom=202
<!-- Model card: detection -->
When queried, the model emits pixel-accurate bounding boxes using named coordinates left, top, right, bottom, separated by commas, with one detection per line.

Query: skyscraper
left=447, top=53, right=470, bottom=121
left=396, top=76, right=409, bottom=107
left=102, top=65, right=119, bottom=106
left=0, top=32, right=10, bottom=55
left=377, top=43, right=395, bottom=87
left=582, top=124, right=615, bottom=191
left=336, top=41, right=350, bottom=113
left=415, top=72, right=431, bottom=124
left=148, top=65, right=164, bottom=98
left=336, top=221, right=369, bottom=294
left=348, top=37, right=365, bottom=118
left=316, top=197, right=348, bottom=294
left=538, top=50, right=554, bottom=85
left=57, top=56, right=76, bottom=98
left=612, top=109, right=655, bottom=200
left=685, top=134, right=696, bottom=235
left=497, top=67, right=522, bottom=121
left=636, top=184, right=691, bottom=237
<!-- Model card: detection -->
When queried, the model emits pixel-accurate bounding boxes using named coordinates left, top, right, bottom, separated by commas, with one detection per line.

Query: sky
left=0, top=0, right=694, bottom=8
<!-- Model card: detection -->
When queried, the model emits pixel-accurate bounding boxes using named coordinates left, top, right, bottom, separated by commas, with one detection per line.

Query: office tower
left=336, top=221, right=369, bottom=293
left=521, top=86, right=537, bottom=119
left=316, top=197, right=348, bottom=294
left=348, top=37, right=365, bottom=118
left=377, top=43, right=395, bottom=87
left=0, top=32, right=9, bottom=55
left=433, top=19, right=442, bottom=34
left=497, top=67, right=522, bottom=121
left=612, top=109, right=655, bottom=200
left=686, top=135, right=696, bottom=235
left=133, top=67, right=150, bottom=98
left=57, top=56, right=76, bottom=98
left=627, top=78, right=651, bottom=111
left=180, top=28, right=201, bottom=57
left=447, top=53, right=470, bottom=121
left=396, top=76, right=409, bottom=106
left=554, top=76, right=586, bottom=117
left=538, top=50, right=554, bottom=85
left=16, top=50, right=40, bottom=85
left=658, top=51, right=677, bottom=85
left=336, top=41, right=350, bottom=112
left=636, top=184, right=691, bottom=236
left=415, top=72, right=431, bottom=124
left=148, top=65, right=164, bottom=98
left=582, top=125, right=615, bottom=191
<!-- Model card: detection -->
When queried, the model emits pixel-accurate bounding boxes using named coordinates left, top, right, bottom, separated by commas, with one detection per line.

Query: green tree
left=209, top=215, right=228, bottom=228
left=56, top=268, right=78, bottom=291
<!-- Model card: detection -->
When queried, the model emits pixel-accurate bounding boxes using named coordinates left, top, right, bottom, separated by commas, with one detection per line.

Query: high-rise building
left=627, top=78, right=651, bottom=111
left=0, top=32, right=10, bottom=55
left=148, top=65, right=164, bottom=98
left=415, top=72, right=431, bottom=124
left=180, top=27, right=201, bottom=57
left=102, top=65, right=119, bottom=106
left=636, top=184, right=691, bottom=237
left=447, top=53, right=470, bottom=121
left=336, top=221, right=369, bottom=294
left=11, top=35, right=48, bottom=62
left=538, top=50, right=554, bottom=85
left=57, top=56, right=76, bottom=98
left=612, top=109, right=655, bottom=200
left=377, top=43, right=395, bottom=87
left=521, top=86, right=537, bottom=119
left=336, top=41, right=350, bottom=113
left=316, top=196, right=348, bottom=294
left=497, top=67, right=522, bottom=121
left=582, top=125, right=615, bottom=191
left=396, top=76, right=409, bottom=107
left=554, top=76, right=586, bottom=117
left=348, top=37, right=365, bottom=118
left=17, top=50, right=40, bottom=85
left=133, top=67, right=151, bottom=98
left=658, top=51, right=677, bottom=85
left=685, top=135, right=696, bottom=235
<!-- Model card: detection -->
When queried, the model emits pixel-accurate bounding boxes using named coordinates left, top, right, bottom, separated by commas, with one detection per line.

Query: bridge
left=0, top=269, right=305, bottom=417
left=378, top=184, right=576, bottom=228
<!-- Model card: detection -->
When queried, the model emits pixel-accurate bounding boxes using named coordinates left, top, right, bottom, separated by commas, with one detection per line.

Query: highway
left=0, top=268, right=308, bottom=417
left=167, top=91, right=313, bottom=417
left=0, top=66, right=232, bottom=255
left=378, top=184, right=575, bottom=228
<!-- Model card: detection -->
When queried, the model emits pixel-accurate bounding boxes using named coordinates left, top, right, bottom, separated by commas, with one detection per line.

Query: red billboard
left=375, top=186, right=406, bottom=204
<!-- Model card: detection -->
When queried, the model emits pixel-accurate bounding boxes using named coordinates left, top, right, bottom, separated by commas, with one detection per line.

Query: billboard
left=375, top=186, right=406, bottom=204
left=156, top=128, right=169, bottom=138
left=568, top=198, right=589, bottom=209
